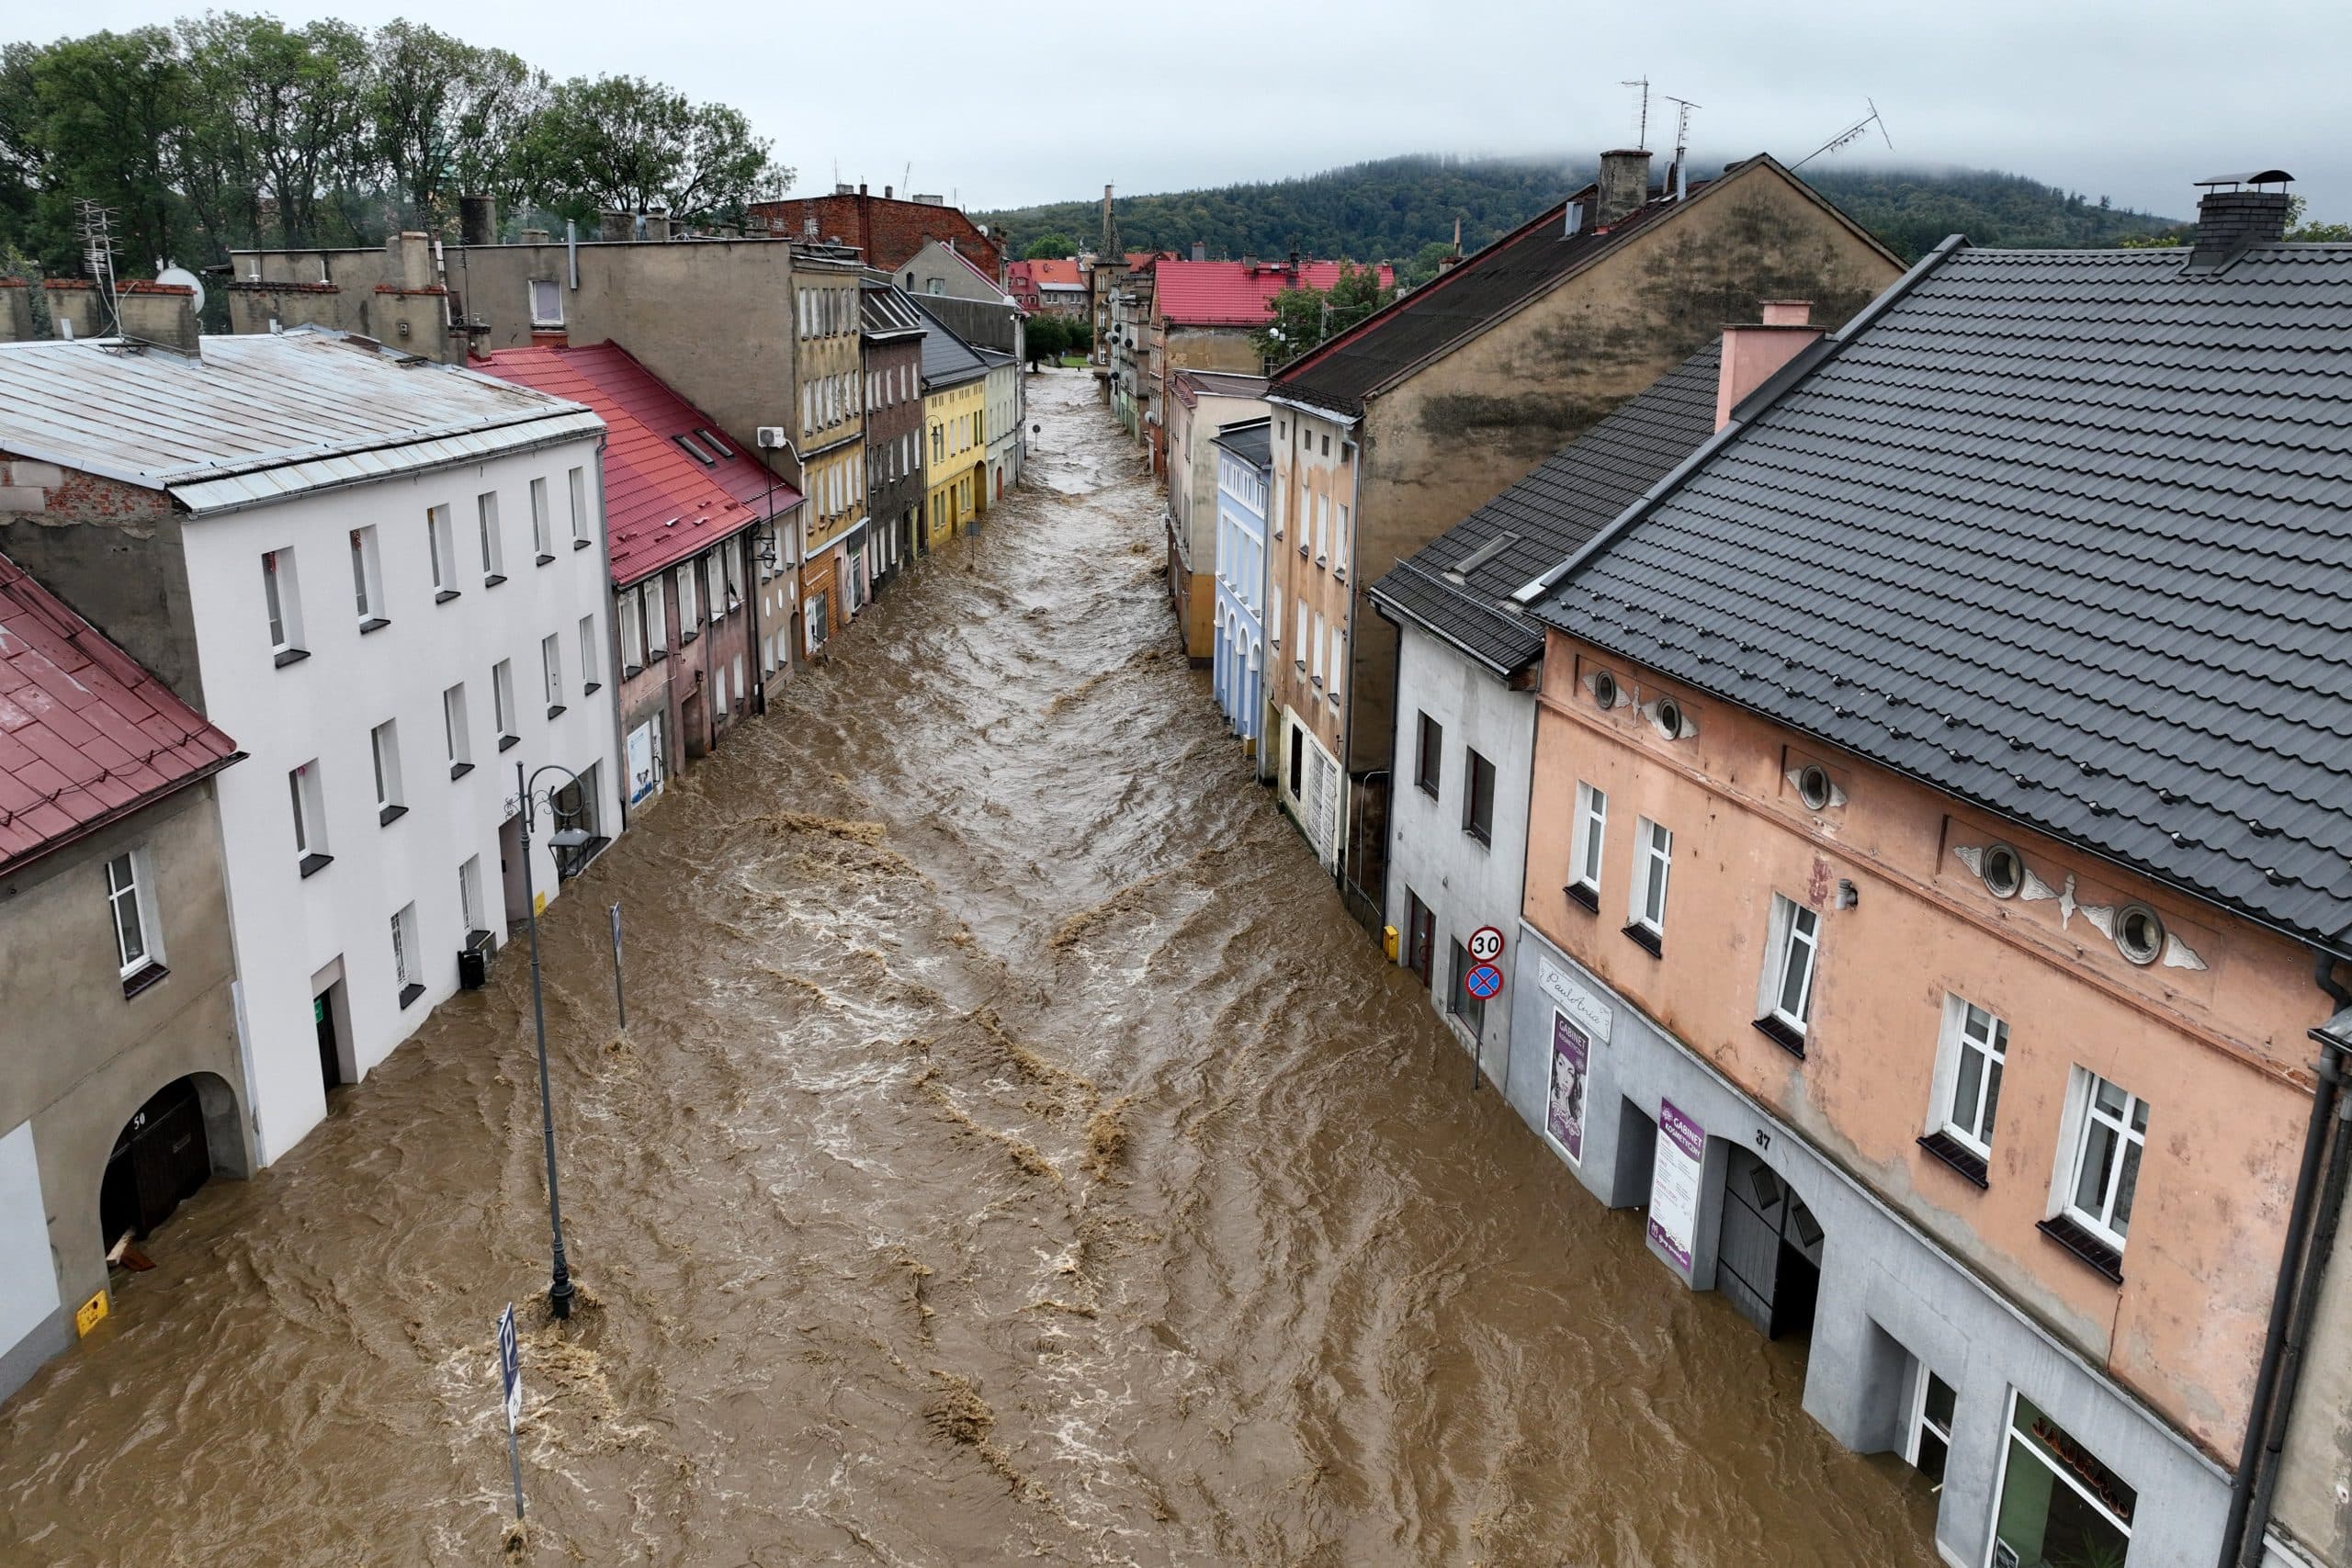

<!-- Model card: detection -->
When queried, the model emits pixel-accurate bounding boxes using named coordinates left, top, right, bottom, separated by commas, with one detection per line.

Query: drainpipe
left=2219, top=952, right=2352, bottom=1567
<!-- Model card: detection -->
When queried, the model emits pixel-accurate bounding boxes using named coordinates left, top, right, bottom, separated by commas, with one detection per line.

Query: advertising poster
left=627, top=721, right=657, bottom=805
left=1648, top=1099, right=1706, bottom=1274
left=1546, top=1010, right=1589, bottom=1164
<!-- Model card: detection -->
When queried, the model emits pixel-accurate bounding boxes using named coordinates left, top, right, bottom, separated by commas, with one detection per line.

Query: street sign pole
left=499, top=1303, right=526, bottom=1521
left=1464, top=929, right=1507, bottom=1093
left=607, top=902, right=627, bottom=1032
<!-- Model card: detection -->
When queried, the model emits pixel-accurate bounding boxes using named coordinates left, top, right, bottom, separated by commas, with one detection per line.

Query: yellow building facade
left=922, top=374, right=986, bottom=547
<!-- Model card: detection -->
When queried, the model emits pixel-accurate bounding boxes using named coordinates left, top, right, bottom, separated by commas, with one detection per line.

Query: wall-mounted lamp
left=1838, top=878, right=1860, bottom=909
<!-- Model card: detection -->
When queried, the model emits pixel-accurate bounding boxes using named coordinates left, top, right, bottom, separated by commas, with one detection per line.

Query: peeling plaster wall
left=2277, top=1226, right=2352, bottom=1565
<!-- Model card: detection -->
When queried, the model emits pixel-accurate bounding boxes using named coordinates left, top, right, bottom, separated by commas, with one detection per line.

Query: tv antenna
left=75, top=197, right=121, bottom=335
left=1620, top=76, right=1651, bottom=148
left=1662, top=94, right=1701, bottom=195
left=1791, top=98, right=1894, bottom=171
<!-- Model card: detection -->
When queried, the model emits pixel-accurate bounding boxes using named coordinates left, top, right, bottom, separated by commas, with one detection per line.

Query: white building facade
left=982, top=352, right=1022, bottom=507
left=1209, top=418, right=1271, bottom=746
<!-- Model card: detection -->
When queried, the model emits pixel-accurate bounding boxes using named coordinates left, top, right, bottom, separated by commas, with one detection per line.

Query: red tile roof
left=476, top=343, right=801, bottom=589
left=1016, top=259, right=1084, bottom=289
left=1153, top=260, right=1397, bottom=327
left=0, top=551, right=239, bottom=873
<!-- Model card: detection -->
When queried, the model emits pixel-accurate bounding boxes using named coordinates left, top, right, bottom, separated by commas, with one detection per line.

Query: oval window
left=1797, top=764, right=1834, bottom=811
left=1655, top=697, right=1683, bottom=737
left=1982, top=842, right=2024, bottom=899
left=2116, top=903, right=2165, bottom=966
left=1591, top=671, right=1618, bottom=711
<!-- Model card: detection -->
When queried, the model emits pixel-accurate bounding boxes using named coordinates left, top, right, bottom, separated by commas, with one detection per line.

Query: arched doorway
left=1716, top=1145, right=1825, bottom=1341
left=98, top=1076, right=219, bottom=1253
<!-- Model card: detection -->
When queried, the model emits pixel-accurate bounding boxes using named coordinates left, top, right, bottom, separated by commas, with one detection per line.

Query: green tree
left=520, top=74, right=787, bottom=221
left=1021, top=232, right=1076, bottom=261
left=17, top=29, right=190, bottom=273
left=1402, top=238, right=1455, bottom=288
left=369, top=21, right=546, bottom=230
left=1023, top=313, right=1069, bottom=365
left=177, top=13, right=376, bottom=249
left=1254, top=262, right=1394, bottom=365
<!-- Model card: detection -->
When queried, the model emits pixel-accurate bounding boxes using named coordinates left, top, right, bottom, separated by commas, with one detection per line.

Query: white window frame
left=262, top=547, right=301, bottom=654
left=677, top=560, right=700, bottom=631
left=1760, top=894, right=1821, bottom=1032
left=1984, top=1389, right=2137, bottom=1566
left=1571, top=782, right=1607, bottom=894
left=569, top=467, right=590, bottom=545
left=541, top=633, right=563, bottom=713
left=528, top=278, right=562, bottom=327
left=492, top=659, right=517, bottom=744
left=349, top=527, right=383, bottom=625
left=427, top=504, right=457, bottom=595
left=442, top=683, right=470, bottom=772
left=105, top=848, right=159, bottom=977
left=530, top=477, right=553, bottom=559
left=390, top=901, right=421, bottom=991
left=579, top=615, right=599, bottom=693
left=645, top=580, right=668, bottom=652
left=1632, top=817, right=1672, bottom=933
left=1931, top=996, right=2009, bottom=1158
left=476, top=491, right=503, bottom=582
left=289, top=761, right=327, bottom=863
left=369, top=719, right=403, bottom=817
left=459, top=855, right=485, bottom=935
left=2060, top=1069, right=2148, bottom=1251
left=618, top=587, right=645, bottom=670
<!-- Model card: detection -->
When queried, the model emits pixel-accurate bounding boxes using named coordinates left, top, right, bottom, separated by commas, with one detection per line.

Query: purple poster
left=1647, top=1099, right=1706, bottom=1273
left=1546, top=1010, right=1589, bottom=1164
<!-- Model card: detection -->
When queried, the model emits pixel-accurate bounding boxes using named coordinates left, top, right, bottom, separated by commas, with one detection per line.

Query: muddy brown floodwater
left=0, top=369, right=1942, bottom=1567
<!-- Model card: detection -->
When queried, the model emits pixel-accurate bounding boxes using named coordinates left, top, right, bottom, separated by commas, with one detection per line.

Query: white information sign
left=1647, top=1100, right=1706, bottom=1274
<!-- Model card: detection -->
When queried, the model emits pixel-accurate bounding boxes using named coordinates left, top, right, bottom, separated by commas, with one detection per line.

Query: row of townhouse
left=0, top=190, right=1033, bottom=1405
left=1353, top=167, right=2352, bottom=1568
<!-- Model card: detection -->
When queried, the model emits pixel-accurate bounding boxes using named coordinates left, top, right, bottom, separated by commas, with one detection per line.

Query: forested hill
left=978, top=156, right=2181, bottom=272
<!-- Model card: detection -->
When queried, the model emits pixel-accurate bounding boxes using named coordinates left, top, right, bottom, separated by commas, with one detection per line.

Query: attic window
left=1591, top=670, right=1620, bottom=711
left=696, top=428, right=736, bottom=459
left=673, top=434, right=716, bottom=466
left=1796, top=764, right=1834, bottom=812
left=1654, top=697, right=1685, bottom=736
left=1982, top=842, right=2024, bottom=899
left=2116, top=904, right=2165, bottom=966
left=1450, top=532, right=1519, bottom=577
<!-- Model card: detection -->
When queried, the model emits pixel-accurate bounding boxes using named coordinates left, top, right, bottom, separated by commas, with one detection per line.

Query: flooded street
left=0, top=369, right=1939, bottom=1567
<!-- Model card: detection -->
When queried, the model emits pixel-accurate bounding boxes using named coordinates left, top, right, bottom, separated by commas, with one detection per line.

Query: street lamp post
left=514, top=761, right=594, bottom=1320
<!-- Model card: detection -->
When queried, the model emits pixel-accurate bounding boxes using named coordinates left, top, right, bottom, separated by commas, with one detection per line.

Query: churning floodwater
left=0, top=370, right=1940, bottom=1567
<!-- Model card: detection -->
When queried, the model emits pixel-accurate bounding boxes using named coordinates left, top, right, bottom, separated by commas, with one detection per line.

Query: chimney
left=1191, top=242, right=1206, bottom=264
left=42, top=279, right=101, bottom=340
left=458, top=194, right=498, bottom=246
left=644, top=208, right=671, bottom=243
left=119, top=281, right=200, bottom=355
left=885, top=185, right=893, bottom=198
left=2188, top=170, right=2294, bottom=271
left=0, top=277, right=32, bottom=343
left=598, top=209, right=632, bottom=242
left=858, top=182, right=868, bottom=197
left=1240, top=253, right=1257, bottom=271
left=1714, top=300, right=1818, bottom=429
left=392, top=231, right=433, bottom=289
left=1596, top=148, right=1653, bottom=228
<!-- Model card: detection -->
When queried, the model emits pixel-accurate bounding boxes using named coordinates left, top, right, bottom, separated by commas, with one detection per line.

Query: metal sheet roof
left=0, top=328, right=598, bottom=514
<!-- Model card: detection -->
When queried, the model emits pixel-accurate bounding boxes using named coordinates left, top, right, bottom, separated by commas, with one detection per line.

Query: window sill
left=435, top=589, right=460, bottom=604
left=1752, top=1014, right=1807, bottom=1059
left=498, top=733, right=519, bottom=752
left=678, top=629, right=700, bottom=646
left=120, top=962, right=170, bottom=999
left=449, top=761, right=474, bottom=781
left=359, top=617, right=390, bottom=636
left=379, top=804, right=408, bottom=827
left=646, top=649, right=667, bottom=664
left=1416, top=781, right=1439, bottom=801
left=546, top=705, right=566, bottom=720
left=484, top=573, right=506, bottom=589
left=572, top=537, right=591, bottom=551
left=1917, top=1131, right=1991, bottom=1189
left=1621, top=922, right=1662, bottom=957
left=1464, top=826, right=1491, bottom=848
left=274, top=647, right=311, bottom=669
left=1565, top=881, right=1600, bottom=913
left=2037, top=1214, right=2124, bottom=1283
left=299, top=852, right=334, bottom=879
left=583, top=682, right=601, bottom=696
left=398, top=982, right=426, bottom=1010
left=536, top=554, right=555, bottom=568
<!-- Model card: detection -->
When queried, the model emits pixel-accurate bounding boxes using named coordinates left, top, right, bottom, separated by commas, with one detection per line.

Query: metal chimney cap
left=2194, top=169, right=2294, bottom=189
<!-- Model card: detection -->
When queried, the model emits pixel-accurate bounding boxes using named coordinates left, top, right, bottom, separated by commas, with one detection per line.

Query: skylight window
left=1450, top=532, right=1519, bottom=576
left=673, top=434, right=716, bottom=466
left=695, top=428, right=736, bottom=459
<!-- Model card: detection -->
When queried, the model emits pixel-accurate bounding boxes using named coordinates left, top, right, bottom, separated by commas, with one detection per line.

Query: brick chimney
left=0, top=277, right=31, bottom=343
left=2188, top=170, right=2294, bottom=271
left=390, top=231, right=433, bottom=288
left=118, top=280, right=199, bottom=354
left=1191, top=242, right=1206, bottom=263
left=598, top=209, right=631, bottom=242
left=458, top=194, right=498, bottom=246
left=1714, top=300, right=1818, bottom=429
left=42, top=279, right=102, bottom=340
left=644, top=209, right=671, bottom=243
left=1596, top=149, right=1653, bottom=229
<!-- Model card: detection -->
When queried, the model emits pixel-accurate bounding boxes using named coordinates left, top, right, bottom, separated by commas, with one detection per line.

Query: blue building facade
left=1209, top=418, right=1272, bottom=746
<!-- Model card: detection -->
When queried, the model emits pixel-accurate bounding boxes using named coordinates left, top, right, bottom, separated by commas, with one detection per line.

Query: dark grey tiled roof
left=1211, top=415, right=1271, bottom=469
left=1271, top=181, right=1696, bottom=417
left=1537, top=242, right=2352, bottom=946
left=1373, top=343, right=1722, bottom=674
left=910, top=299, right=988, bottom=388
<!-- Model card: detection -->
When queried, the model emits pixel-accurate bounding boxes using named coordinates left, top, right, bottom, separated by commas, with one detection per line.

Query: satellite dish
left=156, top=264, right=205, bottom=316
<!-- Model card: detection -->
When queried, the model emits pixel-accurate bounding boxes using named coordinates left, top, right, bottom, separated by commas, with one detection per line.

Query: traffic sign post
left=1461, top=955, right=1505, bottom=1093
left=1464, top=963, right=1504, bottom=1001
left=498, top=1303, right=526, bottom=1521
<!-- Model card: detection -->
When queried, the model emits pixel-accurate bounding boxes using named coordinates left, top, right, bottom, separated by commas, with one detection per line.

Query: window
left=1310, top=610, right=1325, bottom=685
left=390, top=901, right=424, bottom=1006
left=427, top=504, right=458, bottom=600
left=722, top=544, right=741, bottom=609
left=528, top=278, right=561, bottom=326
left=2064, top=1072, right=2148, bottom=1252
left=569, top=467, right=590, bottom=547
left=1935, top=998, right=2007, bottom=1159
left=1269, top=582, right=1283, bottom=647
left=1989, top=1393, right=2134, bottom=1568
left=1414, top=712, right=1442, bottom=797
left=1288, top=722, right=1305, bottom=798
left=1328, top=626, right=1343, bottom=702
left=644, top=579, right=667, bottom=654
left=1631, top=818, right=1671, bottom=935
left=1314, top=491, right=1329, bottom=563
left=1295, top=603, right=1309, bottom=669
left=579, top=615, right=601, bottom=694
left=477, top=491, right=504, bottom=583
left=705, top=552, right=725, bottom=621
left=530, top=477, right=553, bottom=560
left=262, top=547, right=304, bottom=660
left=1981, top=841, right=2025, bottom=899
left=541, top=633, right=563, bottom=716
left=1570, top=783, right=1608, bottom=903
left=289, top=761, right=329, bottom=874
left=443, top=683, right=471, bottom=776
left=1904, top=1368, right=1956, bottom=1490
left=492, top=660, right=517, bottom=749
left=2115, top=903, right=2165, bottom=966
left=105, top=850, right=160, bottom=981
left=1758, top=895, right=1821, bottom=1045
left=618, top=587, right=644, bottom=671
left=459, top=855, right=485, bottom=937
left=1463, top=749, right=1496, bottom=846
left=369, top=720, right=405, bottom=824
left=677, top=561, right=700, bottom=634
left=1335, top=504, right=1351, bottom=572
left=349, top=527, right=385, bottom=628
left=1796, top=762, right=1834, bottom=811
left=1449, top=938, right=1486, bottom=1037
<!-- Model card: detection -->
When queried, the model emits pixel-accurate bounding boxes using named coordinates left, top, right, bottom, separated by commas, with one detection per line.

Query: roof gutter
left=1510, top=232, right=1971, bottom=609
left=1264, top=392, right=1358, bottom=427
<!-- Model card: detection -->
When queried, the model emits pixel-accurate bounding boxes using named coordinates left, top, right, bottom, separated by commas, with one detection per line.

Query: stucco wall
left=1519, top=626, right=2321, bottom=1462
left=2276, top=1217, right=2352, bottom=1564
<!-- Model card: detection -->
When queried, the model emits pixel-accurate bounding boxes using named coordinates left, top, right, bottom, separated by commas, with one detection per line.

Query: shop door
left=315, top=984, right=345, bottom=1092
left=99, top=1077, right=212, bottom=1246
left=500, top=813, right=528, bottom=925
left=1716, top=1145, right=1825, bottom=1341
left=1405, top=892, right=1436, bottom=987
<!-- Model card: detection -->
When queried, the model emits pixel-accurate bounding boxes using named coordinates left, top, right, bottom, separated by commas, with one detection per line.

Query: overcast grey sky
left=39, top=0, right=2352, bottom=220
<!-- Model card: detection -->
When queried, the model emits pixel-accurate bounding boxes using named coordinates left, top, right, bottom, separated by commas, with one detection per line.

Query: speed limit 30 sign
left=1468, top=925, right=1505, bottom=965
